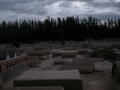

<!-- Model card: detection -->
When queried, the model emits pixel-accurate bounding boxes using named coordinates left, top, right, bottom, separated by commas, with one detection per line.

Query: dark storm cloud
left=0, top=0, right=46, bottom=15
left=92, top=0, right=120, bottom=9
left=0, top=0, right=119, bottom=21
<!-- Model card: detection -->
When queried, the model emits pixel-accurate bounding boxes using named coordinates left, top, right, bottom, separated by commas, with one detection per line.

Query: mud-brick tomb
left=14, top=70, right=83, bottom=90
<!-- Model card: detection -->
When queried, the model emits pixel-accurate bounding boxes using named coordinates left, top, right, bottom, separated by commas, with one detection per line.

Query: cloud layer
left=0, top=0, right=120, bottom=21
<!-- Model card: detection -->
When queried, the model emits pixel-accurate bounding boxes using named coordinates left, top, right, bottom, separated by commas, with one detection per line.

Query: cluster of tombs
left=0, top=41, right=120, bottom=90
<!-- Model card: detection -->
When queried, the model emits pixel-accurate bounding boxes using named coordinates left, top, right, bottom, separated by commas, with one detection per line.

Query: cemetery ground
left=2, top=58, right=120, bottom=90
left=1, top=40, right=120, bottom=90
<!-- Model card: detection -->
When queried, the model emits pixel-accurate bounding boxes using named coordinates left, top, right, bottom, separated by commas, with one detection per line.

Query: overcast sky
left=0, top=0, right=120, bottom=21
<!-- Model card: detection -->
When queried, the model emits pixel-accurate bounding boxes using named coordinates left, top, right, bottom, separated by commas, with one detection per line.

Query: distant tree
left=0, top=16, right=119, bottom=43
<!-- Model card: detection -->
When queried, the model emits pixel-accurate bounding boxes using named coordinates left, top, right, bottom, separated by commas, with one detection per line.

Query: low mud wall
left=0, top=54, right=29, bottom=87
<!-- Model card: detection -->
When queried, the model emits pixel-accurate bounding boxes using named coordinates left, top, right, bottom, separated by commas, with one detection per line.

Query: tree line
left=0, top=16, right=120, bottom=43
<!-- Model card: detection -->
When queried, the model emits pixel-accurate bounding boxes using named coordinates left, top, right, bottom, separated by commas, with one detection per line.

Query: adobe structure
left=14, top=70, right=82, bottom=90
left=112, top=61, right=120, bottom=83
left=0, top=48, right=29, bottom=87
